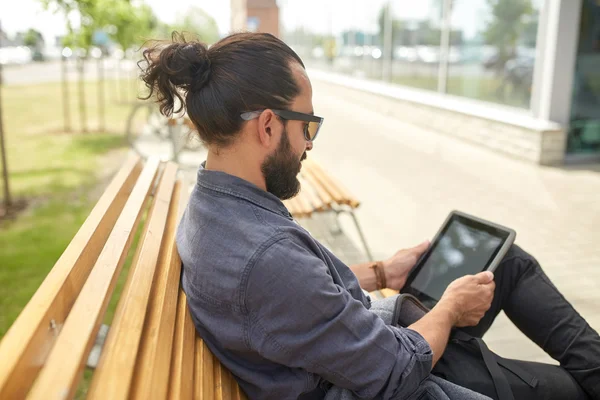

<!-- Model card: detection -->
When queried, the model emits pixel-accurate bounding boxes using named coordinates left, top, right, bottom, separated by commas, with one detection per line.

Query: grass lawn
left=0, top=77, right=142, bottom=338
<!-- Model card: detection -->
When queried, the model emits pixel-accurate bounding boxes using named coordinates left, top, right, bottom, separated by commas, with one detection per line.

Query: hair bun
left=140, top=33, right=212, bottom=116
left=154, top=36, right=211, bottom=93
left=190, top=45, right=211, bottom=92
left=174, top=42, right=211, bottom=92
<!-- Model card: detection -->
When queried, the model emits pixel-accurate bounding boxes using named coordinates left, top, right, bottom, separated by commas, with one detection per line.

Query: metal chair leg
left=348, top=210, right=374, bottom=262
left=330, top=210, right=343, bottom=235
left=331, top=206, right=374, bottom=262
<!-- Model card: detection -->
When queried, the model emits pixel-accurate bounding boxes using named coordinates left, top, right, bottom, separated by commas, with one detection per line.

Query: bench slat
left=167, top=289, right=196, bottom=400
left=308, top=161, right=360, bottom=208
left=0, top=154, right=142, bottom=400
left=301, top=166, right=334, bottom=208
left=298, top=175, right=325, bottom=212
left=214, top=359, right=233, bottom=400
left=231, top=377, right=248, bottom=400
left=295, top=190, right=314, bottom=217
left=196, top=338, right=214, bottom=399
left=282, top=198, right=297, bottom=216
left=26, top=157, right=161, bottom=400
left=288, top=196, right=306, bottom=218
left=87, top=162, right=178, bottom=400
left=303, top=160, right=347, bottom=207
left=129, top=179, right=190, bottom=400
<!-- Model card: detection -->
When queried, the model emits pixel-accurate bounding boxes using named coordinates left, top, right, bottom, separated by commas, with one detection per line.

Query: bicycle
left=125, top=101, right=203, bottom=162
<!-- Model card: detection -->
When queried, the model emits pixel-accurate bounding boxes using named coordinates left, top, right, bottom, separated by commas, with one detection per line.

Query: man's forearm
left=407, top=303, right=456, bottom=368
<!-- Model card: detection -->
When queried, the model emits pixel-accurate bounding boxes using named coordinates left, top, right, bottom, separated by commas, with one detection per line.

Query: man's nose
left=306, top=141, right=314, bottom=151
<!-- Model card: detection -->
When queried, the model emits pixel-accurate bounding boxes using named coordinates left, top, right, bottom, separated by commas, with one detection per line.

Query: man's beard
left=261, top=128, right=306, bottom=200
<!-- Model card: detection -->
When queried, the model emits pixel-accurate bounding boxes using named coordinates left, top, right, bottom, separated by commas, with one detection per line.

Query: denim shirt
left=176, top=164, right=433, bottom=400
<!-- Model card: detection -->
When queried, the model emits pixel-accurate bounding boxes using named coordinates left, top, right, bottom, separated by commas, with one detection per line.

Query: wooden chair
left=283, top=158, right=374, bottom=261
left=0, top=155, right=246, bottom=400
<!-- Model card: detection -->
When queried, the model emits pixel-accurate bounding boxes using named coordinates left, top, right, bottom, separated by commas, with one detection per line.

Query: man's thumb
left=414, top=240, right=430, bottom=253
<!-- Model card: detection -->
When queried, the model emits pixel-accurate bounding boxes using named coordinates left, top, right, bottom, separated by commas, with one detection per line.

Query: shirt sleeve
left=244, top=237, right=433, bottom=399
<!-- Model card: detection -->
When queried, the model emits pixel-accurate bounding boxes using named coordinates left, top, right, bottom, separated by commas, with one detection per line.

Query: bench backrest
left=0, top=155, right=246, bottom=400
left=283, top=158, right=360, bottom=218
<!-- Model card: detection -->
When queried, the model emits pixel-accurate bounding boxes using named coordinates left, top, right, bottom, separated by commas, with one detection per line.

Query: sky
left=0, top=0, right=232, bottom=45
left=1, top=0, right=544, bottom=46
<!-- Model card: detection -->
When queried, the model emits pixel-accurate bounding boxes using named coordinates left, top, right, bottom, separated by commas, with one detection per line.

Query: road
left=1, top=59, right=138, bottom=86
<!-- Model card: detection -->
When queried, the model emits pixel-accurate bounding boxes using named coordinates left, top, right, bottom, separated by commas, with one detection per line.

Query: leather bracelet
left=369, top=261, right=387, bottom=290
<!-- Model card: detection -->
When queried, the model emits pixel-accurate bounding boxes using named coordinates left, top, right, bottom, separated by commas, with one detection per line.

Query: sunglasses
left=240, top=109, right=324, bottom=142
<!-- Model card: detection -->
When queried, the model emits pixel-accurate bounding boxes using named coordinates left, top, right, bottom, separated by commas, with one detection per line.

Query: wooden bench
left=0, top=156, right=385, bottom=399
left=283, top=158, right=374, bottom=261
left=0, top=155, right=247, bottom=400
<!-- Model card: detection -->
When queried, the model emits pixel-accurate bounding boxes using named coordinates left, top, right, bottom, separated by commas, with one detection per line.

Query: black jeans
left=446, top=245, right=600, bottom=400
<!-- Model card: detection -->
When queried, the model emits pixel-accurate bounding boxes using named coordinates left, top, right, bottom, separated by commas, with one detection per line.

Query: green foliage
left=484, top=0, right=533, bottom=61
left=106, top=0, right=157, bottom=51
left=40, top=0, right=158, bottom=53
left=23, top=29, right=44, bottom=49
left=170, top=6, right=220, bottom=44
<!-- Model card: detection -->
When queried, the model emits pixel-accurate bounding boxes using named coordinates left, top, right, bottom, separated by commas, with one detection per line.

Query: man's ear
left=257, top=109, right=281, bottom=148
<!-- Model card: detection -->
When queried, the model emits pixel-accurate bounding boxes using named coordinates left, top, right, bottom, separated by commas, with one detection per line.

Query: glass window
left=281, top=0, right=376, bottom=77
left=568, top=0, right=600, bottom=155
left=389, top=0, right=443, bottom=91
left=446, top=0, right=542, bottom=108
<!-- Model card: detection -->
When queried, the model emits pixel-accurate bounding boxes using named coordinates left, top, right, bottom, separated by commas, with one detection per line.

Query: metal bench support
left=330, top=205, right=374, bottom=262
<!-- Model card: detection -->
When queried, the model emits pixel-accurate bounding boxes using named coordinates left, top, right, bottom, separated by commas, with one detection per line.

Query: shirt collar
left=195, top=162, right=292, bottom=219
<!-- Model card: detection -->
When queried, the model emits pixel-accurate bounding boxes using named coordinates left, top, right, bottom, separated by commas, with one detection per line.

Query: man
left=140, top=32, right=600, bottom=399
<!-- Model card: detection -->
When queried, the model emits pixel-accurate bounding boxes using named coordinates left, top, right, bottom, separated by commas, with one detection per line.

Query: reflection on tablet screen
left=411, top=219, right=503, bottom=300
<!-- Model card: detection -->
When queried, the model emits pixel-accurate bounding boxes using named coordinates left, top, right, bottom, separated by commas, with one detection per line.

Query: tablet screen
left=410, top=217, right=506, bottom=301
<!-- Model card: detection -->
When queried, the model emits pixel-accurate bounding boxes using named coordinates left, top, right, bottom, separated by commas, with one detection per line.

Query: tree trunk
left=97, top=57, right=105, bottom=132
left=61, top=55, right=71, bottom=132
left=120, top=58, right=128, bottom=103
left=131, top=62, right=137, bottom=101
left=0, top=57, right=12, bottom=209
left=78, top=58, right=87, bottom=133
left=114, top=58, right=120, bottom=104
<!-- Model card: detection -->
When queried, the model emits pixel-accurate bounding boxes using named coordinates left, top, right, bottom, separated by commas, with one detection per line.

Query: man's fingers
left=475, top=270, right=494, bottom=284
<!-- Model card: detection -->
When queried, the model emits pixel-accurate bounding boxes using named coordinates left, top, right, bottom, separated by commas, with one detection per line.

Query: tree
left=62, top=19, right=95, bottom=132
left=23, top=29, right=44, bottom=49
left=377, top=6, right=404, bottom=48
left=171, top=6, right=219, bottom=44
left=484, top=0, right=533, bottom=66
left=105, top=0, right=157, bottom=102
left=40, top=0, right=95, bottom=132
left=39, top=0, right=79, bottom=132
left=0, top=20, right=12, bottom=209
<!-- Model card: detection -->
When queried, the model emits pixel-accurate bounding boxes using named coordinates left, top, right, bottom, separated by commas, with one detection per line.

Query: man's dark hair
left=139, top=32, right=305, bottom=147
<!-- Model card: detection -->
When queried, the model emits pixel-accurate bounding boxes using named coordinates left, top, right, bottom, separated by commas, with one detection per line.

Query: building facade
left=230, top=0, right=280, bottom=38
left=278, top=0, right=600, bottom=165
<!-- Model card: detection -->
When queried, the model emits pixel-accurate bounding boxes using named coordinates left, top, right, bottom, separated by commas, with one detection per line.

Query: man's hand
left=438, top=271, right=496, bottom=327
left=382, top=241, right=430, bottom=290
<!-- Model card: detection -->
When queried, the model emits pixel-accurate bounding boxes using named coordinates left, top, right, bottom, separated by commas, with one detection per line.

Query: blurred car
left=503, top=54, right=535, bottom=90
left=393, top=46, right=462, bottom=64
left=394, top=46, right=419, bottom=62
left=0, top=46, right=33, bottom=65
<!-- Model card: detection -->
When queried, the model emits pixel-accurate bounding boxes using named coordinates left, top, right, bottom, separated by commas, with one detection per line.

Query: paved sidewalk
left=306, top=79, right=600, bottom=364
left=177, top=78, right=600, bottom=365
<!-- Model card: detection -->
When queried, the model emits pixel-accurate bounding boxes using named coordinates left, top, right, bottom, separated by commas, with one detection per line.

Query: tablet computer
left=402, top=211, right=516, bottom=308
